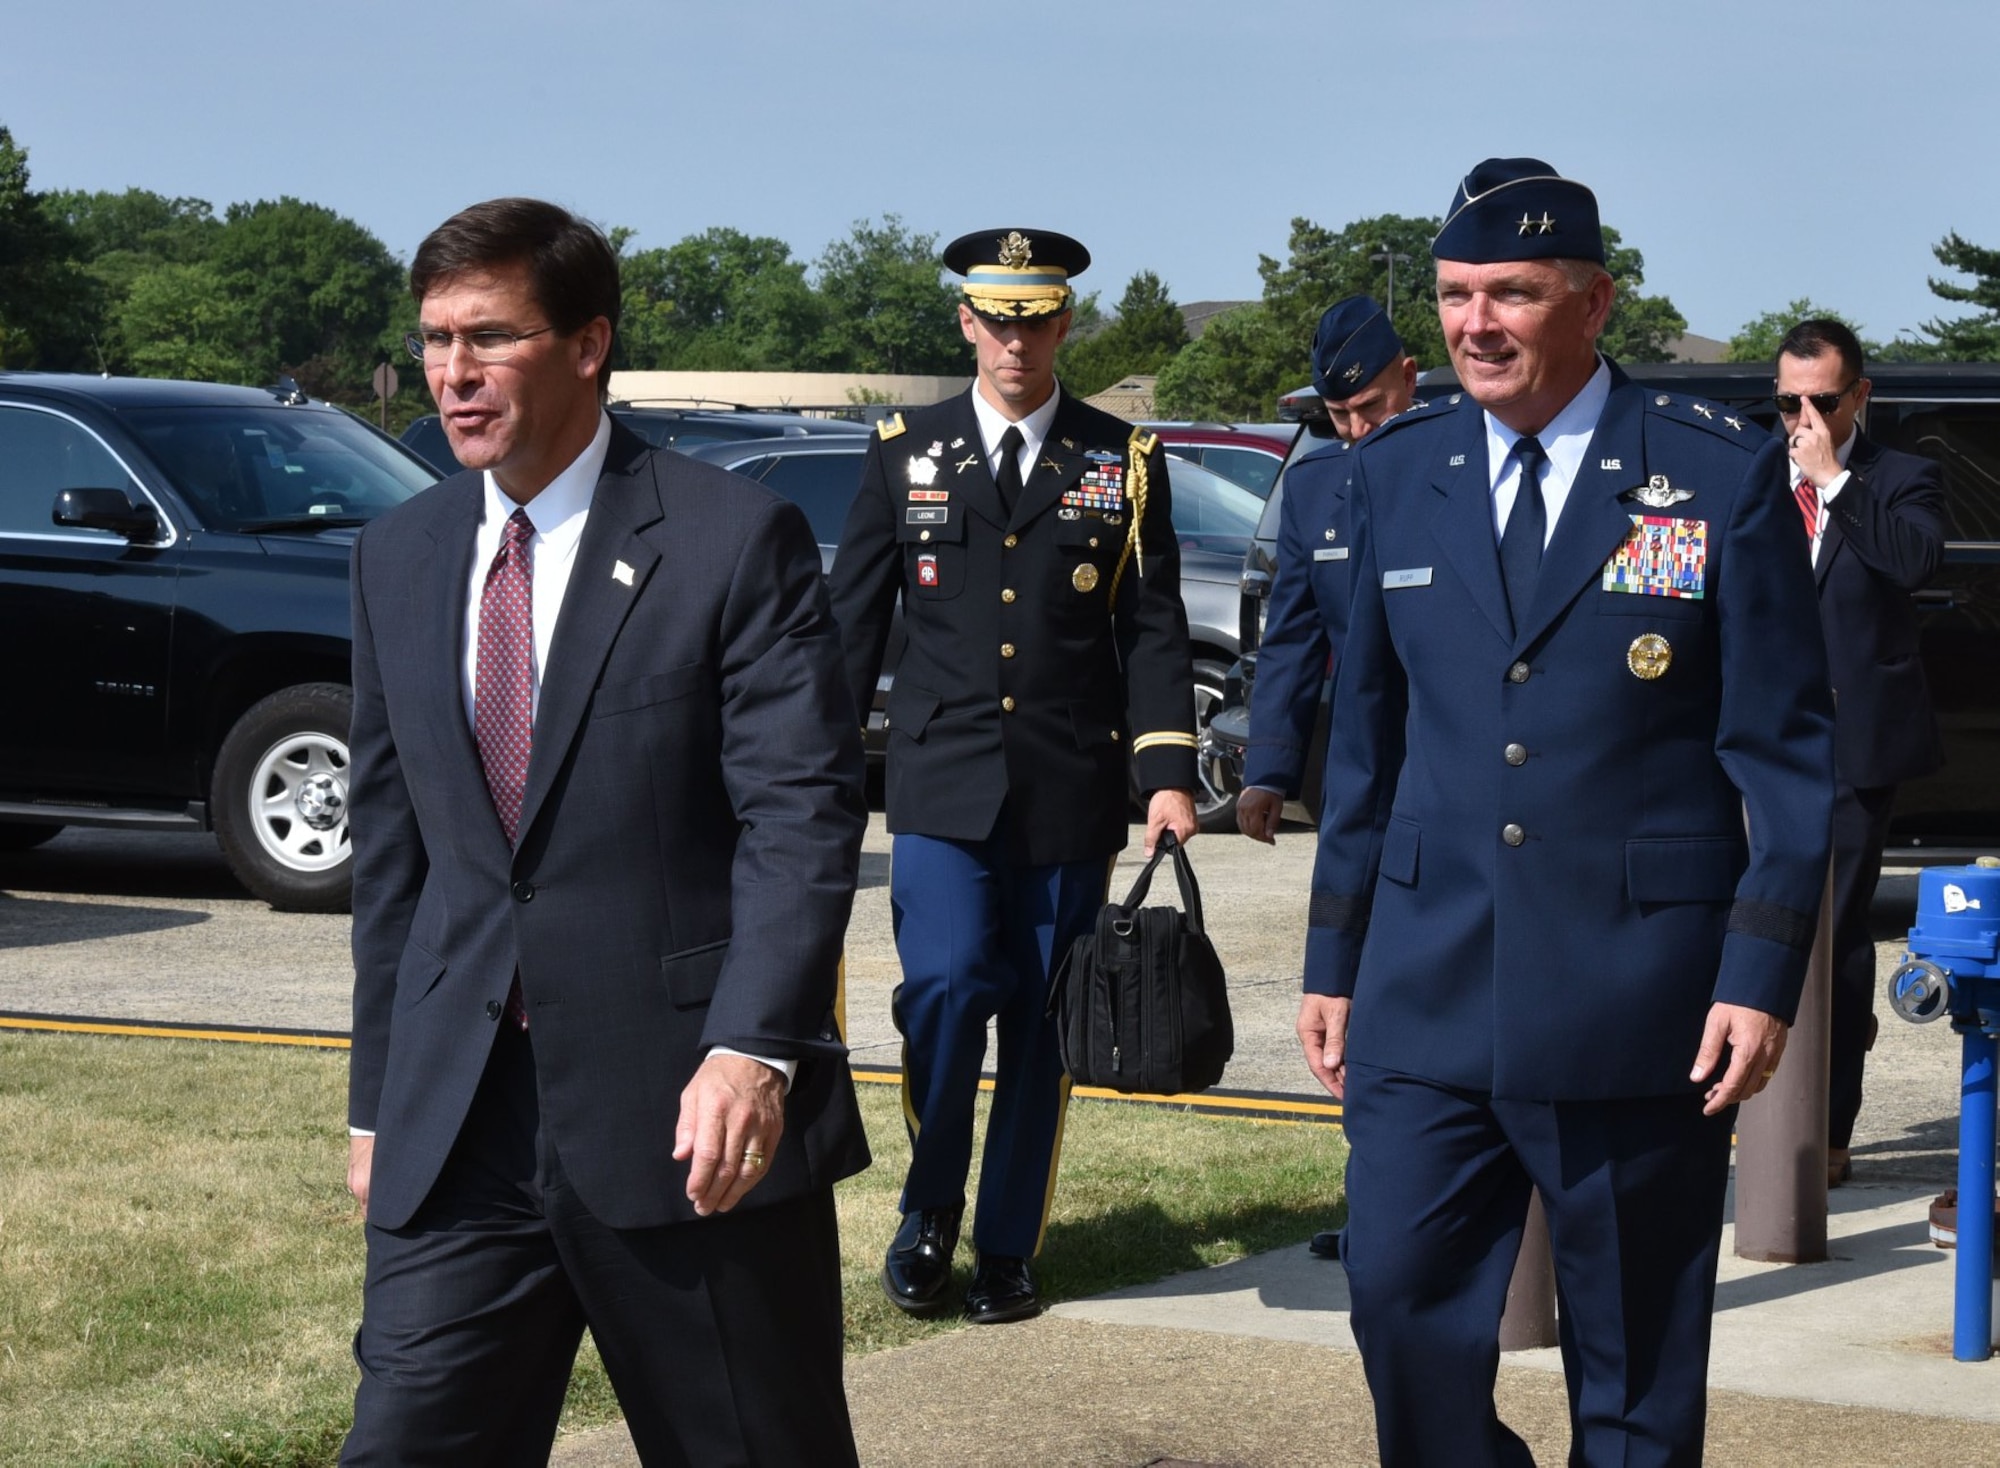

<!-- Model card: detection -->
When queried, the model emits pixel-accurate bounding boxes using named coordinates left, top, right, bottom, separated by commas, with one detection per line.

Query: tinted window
left=124, top=407, right=434, bottom=529
left=400, top=415, right=464, bottom=473
left=1198, top=446, right=1282, bottom=499
left=0, top=405, right=141, bottom=537
left=753, top=452, right=866, bottom=545
left=1167, top=458, right=1263, bottom=552
left=1892, top=405, right=2000, bottom=543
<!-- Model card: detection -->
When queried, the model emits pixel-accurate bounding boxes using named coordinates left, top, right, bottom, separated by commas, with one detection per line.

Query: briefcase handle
left=1115, top=829, right=1206, bottom=933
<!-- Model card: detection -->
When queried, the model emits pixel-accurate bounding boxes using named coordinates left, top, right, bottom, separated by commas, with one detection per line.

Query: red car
left=1145, top=421, right=1298, bottom=499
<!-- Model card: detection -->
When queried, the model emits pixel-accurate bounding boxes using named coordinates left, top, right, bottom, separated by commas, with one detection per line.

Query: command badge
left=1072, top=563, right=1100, bottom=593
left=917, top=553, right=939, bottom=588
left=1627, top=633, right=1672, bottom=680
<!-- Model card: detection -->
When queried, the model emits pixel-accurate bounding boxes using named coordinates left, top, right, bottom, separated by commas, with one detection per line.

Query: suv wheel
left=212, top=684, right=354, bottom=913
left=1192, top=658, right=1240, bottom=834
left=0, top=822, right=63, bottom=852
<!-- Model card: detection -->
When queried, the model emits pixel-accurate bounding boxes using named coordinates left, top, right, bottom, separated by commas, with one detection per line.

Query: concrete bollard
left=1734, top=855, right=1835, bottom=1263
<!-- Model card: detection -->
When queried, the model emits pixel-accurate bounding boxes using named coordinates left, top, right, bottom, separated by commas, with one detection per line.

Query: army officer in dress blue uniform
left=829, top=229, right=1198, bottom=1325
left=1300, top=160, right=1833, bottom=1466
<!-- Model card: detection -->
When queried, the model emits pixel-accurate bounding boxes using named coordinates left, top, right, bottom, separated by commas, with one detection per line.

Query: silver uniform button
left=1507, top=661, right=1531, bottom=684
left=1504, top=743, right=1527, bottom=766
left=1502, top=824, right=1526, bottom=847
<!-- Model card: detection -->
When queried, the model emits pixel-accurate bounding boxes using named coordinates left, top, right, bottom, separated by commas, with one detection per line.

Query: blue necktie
left=1500, top=435, right=1547, bottom=630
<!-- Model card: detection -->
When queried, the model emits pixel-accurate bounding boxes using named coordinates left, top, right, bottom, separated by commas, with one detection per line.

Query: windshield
left=124, top=405, right=437, bottom=531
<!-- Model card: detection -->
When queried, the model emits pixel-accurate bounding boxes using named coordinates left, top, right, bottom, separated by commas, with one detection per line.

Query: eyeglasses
left=404, top=327, right=553, bottom=364
left=1773, top=382, right=1857, bottom=416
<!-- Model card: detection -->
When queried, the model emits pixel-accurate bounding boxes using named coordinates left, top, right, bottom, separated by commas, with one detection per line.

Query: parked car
left=1212, top=361, right=2000, bottom=859
left=681, top=432, right=1265, bottom=830
left=399, top=404, right=867, bottom=474
left=0, top=373, right=440, bottom=909
left=1145, top=421, right=1299, bottom=499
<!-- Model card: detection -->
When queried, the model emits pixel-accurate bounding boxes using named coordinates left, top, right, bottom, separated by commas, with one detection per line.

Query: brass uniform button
left=1072, top=563, right=1099, bottom=593
left=919, top=530, right=931, bottom=542
left=1088, top=536, right=1100, bottom=548
left=1504, top=743, right=1527, bottom=766
left=1507, top=661, right=1531, bottom=684
left=1627, top=634, right=1672, bottom=680
left=1000, top=643, right=1015, bottom=658
left=1003, top=534, right=1019, bottom=548
left=1002, top=696, right=1016, bottom=713
left=1109, top=730, right=1120, bottom=742
left=1002, top=588, right=1017, bottom=604
left=1502, top=824, right=1526, bottom=847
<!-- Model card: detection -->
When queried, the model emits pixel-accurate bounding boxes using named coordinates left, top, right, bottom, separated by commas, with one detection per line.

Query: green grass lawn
left=0, top=1032, right=1345, bottom=1466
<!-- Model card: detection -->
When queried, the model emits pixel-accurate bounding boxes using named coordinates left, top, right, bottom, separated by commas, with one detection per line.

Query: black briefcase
left=1049, top=831, right=1233, bottom=1095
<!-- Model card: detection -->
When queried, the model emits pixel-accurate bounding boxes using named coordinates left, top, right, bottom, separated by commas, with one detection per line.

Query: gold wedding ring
left=742, top=1149, right=766, bottom=1171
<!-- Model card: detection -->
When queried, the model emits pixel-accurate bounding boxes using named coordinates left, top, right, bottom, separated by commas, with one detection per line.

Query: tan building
left=607, top=370, right=970, bottom=413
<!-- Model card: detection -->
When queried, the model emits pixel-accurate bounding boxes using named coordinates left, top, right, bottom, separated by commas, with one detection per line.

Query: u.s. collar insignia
left=1624, top=475, right=1693, bottom=509
left=907, top=455, right=939, bottom=487
left=950, top=437, right=966, bottom=449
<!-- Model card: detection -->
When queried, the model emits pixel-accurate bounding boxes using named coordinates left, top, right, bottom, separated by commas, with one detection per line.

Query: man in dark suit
left=830, top=228, right=1197, bottom=1325
left=342, top=198, right=870, bottom=1465
left=1238, top=295, right=1419, bottom=854
left=1301, top=159, right=1833, bottom=1465
left=1776, top=318, right=1946, bottom=1184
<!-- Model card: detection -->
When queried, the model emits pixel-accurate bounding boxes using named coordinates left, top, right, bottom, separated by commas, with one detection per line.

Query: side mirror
left=53, top=487, right=163, bottom=542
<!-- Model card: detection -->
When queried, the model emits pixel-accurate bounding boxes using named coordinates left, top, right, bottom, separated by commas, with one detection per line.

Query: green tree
left=0, top=125, right=98, bottom=369
left=1725, top=298, right=1875, bottom=363
left=41, top=187, right=225, bottom=373
left=1154, top=303, right=1295, bottom=421
left=1916, top=230, right=2000, bottom=360
left=1597, top=226, right=1686, bottom=364
left=1057, top=269, right=1189, bottom=398
left=813, top=215, right=965, bottom=374
left=117, top=261, right=257, bottom=382
left=1256, top=213, right=1447, bottom=373
left=616, top=227, right=826, bottom=372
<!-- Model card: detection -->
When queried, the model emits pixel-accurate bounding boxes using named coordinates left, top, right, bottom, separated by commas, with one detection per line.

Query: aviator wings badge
left=1623, top=474, right=1694, bottom=509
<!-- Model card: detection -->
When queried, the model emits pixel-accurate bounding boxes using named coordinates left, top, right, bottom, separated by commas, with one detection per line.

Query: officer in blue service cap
left=831, top=226, right=1199, bottom=1328
left=1298, top=159, right=1833, bottom=1465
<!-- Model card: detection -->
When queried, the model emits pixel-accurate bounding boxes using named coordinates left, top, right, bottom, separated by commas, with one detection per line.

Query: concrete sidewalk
left=552, top=1180, right=1998, bottom=1467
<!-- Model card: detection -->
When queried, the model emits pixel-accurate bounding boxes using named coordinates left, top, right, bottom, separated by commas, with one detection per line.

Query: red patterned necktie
left=476, top=508, right=535, bottom=1029
left=1793, top=475, right=1819, bottom=543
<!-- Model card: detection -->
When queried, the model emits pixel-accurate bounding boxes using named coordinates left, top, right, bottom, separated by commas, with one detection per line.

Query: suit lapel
left=939, top=392, right=1008, bottom=529
left=1513, top=378, right=1648, bottom=652
left=515, top=433, right=663, bottom=845
left=413, top=478, right=494, bottom=816
left=1425, top=403, right=1513, bottom=645
left=1012, top=392, right=1091, bottom=531
left=1814, top=434, right=1877, bottom=586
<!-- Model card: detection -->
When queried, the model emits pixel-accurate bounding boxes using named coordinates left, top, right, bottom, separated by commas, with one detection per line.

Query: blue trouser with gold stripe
left=889, top=832, right=1105, bottom=1260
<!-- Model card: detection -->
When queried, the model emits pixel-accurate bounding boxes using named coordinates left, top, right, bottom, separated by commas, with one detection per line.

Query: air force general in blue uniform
left=1301, top=161, right=1834, bottom=1466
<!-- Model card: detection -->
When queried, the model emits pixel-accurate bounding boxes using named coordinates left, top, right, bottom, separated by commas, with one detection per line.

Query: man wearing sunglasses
left=1776, top=317, right=1946, bottom=1186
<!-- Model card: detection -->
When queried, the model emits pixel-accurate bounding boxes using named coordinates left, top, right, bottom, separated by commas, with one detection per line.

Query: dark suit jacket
left=347, top=424, right=871, bottom=1231
left=1244, top=438, right=1352, bottom=796
left=829, top=389, right=1196, bottom=865
left=1305, top=370, right=1835, bottom=1100
left=1816, top=433, right=1946, bottom=788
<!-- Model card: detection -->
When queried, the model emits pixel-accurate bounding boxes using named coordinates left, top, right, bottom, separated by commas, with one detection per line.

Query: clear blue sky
left=6, top=0, right=1996, bottom=350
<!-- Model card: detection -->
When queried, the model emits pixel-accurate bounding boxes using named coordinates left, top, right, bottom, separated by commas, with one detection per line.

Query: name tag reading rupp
left=1383, top=566, right=1433, bottom=589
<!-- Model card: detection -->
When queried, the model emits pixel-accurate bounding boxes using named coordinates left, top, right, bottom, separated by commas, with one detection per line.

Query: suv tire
left=1193, top=658, right=1239, bottom=834
left=0, top=822, right=63, bottom=852
left=212, top=683, right=354, bottom=913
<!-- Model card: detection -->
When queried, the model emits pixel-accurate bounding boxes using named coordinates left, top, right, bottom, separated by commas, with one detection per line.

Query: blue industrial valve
left=1888, top=860, right=2000, bottom=1361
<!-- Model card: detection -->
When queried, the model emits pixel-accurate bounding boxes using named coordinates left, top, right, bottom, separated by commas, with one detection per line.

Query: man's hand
left=674, top=1053, right=787, bottom=1216
left=1788, top=395, right=1842, bottom=489
left=1689, top=1002, right=1788, bottom=1116
left=1144, top=787, right=1199, bottom=855
left=1297, top=994, right=1352, bottom=1100
left=347, top=1134, right=374, bottom=1214
left=1236, top=787, right=1284, bottom=844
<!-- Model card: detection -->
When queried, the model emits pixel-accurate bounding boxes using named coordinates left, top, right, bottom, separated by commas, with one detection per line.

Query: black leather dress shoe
left=964, top=1254, right=1040, bottom=1324
left=881, top=1206, right=961, bottom=1316
left=1308, top=1230, right=1341, bottom=1260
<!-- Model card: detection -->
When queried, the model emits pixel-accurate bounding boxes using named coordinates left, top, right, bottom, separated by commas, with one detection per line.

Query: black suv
left=1213, top=361, right=2000, bottom=859
left=0, top=373, right=439, bottom=909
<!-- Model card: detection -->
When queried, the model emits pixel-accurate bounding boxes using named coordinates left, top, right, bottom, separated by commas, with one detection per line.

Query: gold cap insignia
left=997, top=231, right=1033, bottom=268
left=1072, top=563, right=1100, bottom=593
left=1627, top=633, right=1672, bottom=680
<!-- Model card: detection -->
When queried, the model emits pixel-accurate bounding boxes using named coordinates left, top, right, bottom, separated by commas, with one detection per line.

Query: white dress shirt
left=1792, top=427, right=1857, bottom=566
left=970, top=381, right=1063, bottom=480
left=1486, top=357, right=1614, bottom=546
